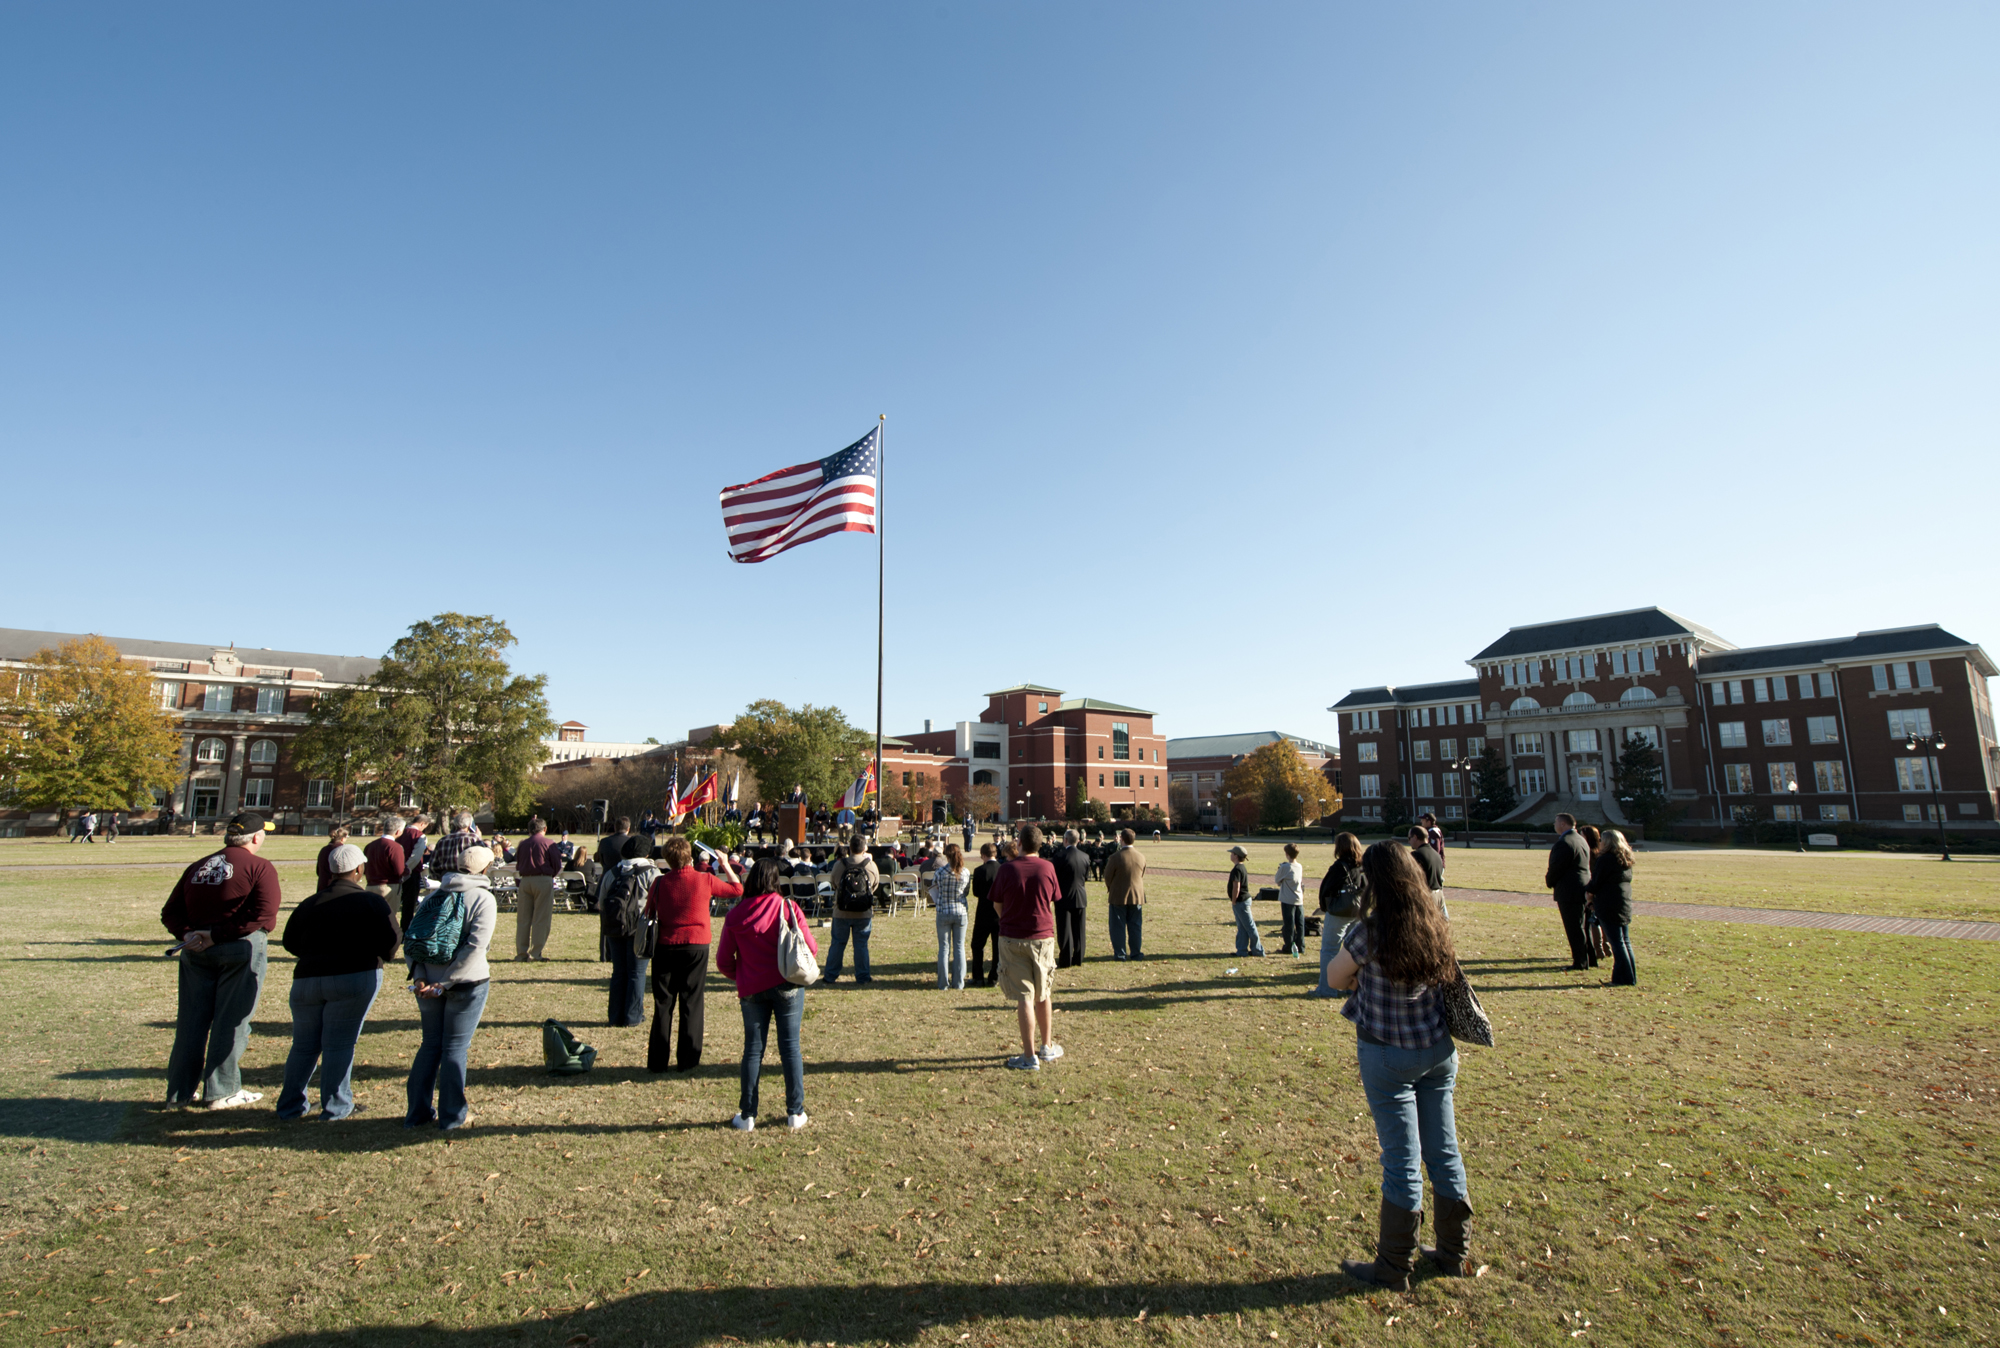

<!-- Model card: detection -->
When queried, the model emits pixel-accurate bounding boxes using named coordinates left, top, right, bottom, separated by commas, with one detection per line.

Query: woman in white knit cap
left=277, top=842, right=401, bottom=1120
left=404, top=844, right=498, bottom=1131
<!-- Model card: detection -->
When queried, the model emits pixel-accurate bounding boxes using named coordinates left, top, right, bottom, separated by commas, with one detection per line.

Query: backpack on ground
left=836, top=860, right=874, bottom=913
left=404, top=887, right=467, bottom=964
left=542, top=1019, right=597, bottom=1074
left=606, top=863, right=657, bottom=939
left=776, top=899, right=820, bottom=986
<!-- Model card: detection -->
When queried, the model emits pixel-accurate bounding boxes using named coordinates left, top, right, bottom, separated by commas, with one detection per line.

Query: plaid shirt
left=429, top=825, right=483, bottom=876
left=1340, top=921, right=1448, bottom=1050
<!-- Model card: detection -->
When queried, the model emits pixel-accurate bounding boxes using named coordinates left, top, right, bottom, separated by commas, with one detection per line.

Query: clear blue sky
left=5, top=4, right=1995, bottom=747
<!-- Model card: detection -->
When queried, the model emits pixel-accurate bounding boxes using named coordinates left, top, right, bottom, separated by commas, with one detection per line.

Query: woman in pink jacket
left=714, top=857, right=819, bottom=1132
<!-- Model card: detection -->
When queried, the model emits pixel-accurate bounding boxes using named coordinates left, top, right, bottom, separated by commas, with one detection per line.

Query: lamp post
left=1904, top=732, right=1951, bottom=861
left=1025, top=788, right=1034, bottom=823
left=1226, top=791, right=1234, bottom=840
left=1450, top=756, right=1476, bottom=848
left=1786, top=779, right=1803, bottom=852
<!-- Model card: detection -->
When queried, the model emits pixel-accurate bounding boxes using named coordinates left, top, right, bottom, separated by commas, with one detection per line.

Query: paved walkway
left=1151, top=867, right=2000, bottom=941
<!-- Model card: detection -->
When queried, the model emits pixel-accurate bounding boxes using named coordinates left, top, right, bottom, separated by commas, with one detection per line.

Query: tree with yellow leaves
left=1222, top=738, right=1339, bottom=829
left=0, top=636, right=182, bottom=810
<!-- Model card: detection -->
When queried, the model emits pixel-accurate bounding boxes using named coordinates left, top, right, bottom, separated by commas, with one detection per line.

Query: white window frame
left=241, top=778, right=274, bottom=809
left=1761, top=719, right=1792, bottom=746
left=1806, top=716, right=1839, bottom=744
left=247, top=739, right=278, bottom=765
left=1812, top=760, right=1846, bottom=792
left=194, top=737, right=228, bottom=764
left=1718, top=721, right=1747, bottom=748
left=1355, top=742, right=1378, bottom=763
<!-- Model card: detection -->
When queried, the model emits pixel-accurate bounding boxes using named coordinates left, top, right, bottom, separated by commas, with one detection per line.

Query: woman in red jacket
left=642, top=835, right=741, bottom=1073
left=715, top=857, right=818, bottom=1131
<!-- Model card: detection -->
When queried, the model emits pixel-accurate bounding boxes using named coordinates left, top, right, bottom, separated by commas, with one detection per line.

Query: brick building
left=0, top=627, right=381, bottom=832
left=1329, top=608, right=1999, bottom=830
left=895, top=683, right=1167, bottom=821
left=1166, top=731, right=1340, bottom=829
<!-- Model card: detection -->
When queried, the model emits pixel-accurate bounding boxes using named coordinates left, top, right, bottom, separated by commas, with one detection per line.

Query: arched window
left=1619, top=685, right=1658, bottom=703
left=1509, top=697, right=1539, bottom=712
left=194, top=738, right=228, bottom=764
left=1563, top=691, right=1594, bottom=708
left=972, top=769, right=996, bottom=786
left=248, top=739, right=278, bottom=765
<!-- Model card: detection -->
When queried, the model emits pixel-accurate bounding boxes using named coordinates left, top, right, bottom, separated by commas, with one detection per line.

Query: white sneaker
left=728, top=1113, right=755, bottom=1131
left=207, top=1090, right=263, bottom=1111
left=1005, top=1054, right=1041, bottom=1071
left=1037, top=1043, right=1064, bottom=1062
left=786, top=1113, right=809, bottom=1130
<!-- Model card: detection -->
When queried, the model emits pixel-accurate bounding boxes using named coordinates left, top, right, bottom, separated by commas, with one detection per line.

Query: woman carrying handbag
left=714, top=858, right=820, bottom=1132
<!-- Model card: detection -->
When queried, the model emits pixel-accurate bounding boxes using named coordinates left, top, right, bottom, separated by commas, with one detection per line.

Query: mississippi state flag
left=720, top=427, right=878, bottom=563
left=838, top=764, right=877, bottom=810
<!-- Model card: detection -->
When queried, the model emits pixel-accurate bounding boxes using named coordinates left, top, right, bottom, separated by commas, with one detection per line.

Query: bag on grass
left=543, top=1019, right=597, bottom=1075
left=1440, top=963, right=1494, bottom=1047
left=403, top=887, right=467, bottom=965
left=777, top=899, right=820, bottom=987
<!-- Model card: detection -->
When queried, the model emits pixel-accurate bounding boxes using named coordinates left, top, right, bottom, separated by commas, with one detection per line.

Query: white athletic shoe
left=728, top=1113, right=756, bottom=1131
left=207, top=1090, right=263, bottom=1111
left=1005, top=1054, right=1042, bottom=1071
left=786, top=1113, right=809, bottom=1130
left=1037, top=1043, right=1064, bottom=1062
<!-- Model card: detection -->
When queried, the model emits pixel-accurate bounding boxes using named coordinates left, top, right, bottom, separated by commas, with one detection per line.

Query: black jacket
left=1586, top=852, right=1633, bottom=925
left=1320, top=858, right=1363, bottom=917
left=1409, top=842, right=1444, bottom=892
left=1545, top=830, right=1591, bottom=902
left=595, top=832, right=633, bottom=872
left=970, top=858, right=1001, bottom=907
left=281, top=879, right=401, bottom=979
left=1052, top=845, right=1090, bottom=907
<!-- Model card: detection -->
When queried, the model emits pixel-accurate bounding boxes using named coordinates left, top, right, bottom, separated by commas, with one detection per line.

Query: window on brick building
left=1817, top=671, right=1836, bottom=697
left=242, top=779, right=273, bottom=809
left=1887, top=708, right=1933, bottom=738
left=306, top=780, right=334, bottom=807
left=248, top=739, right=278, bottom=765
left=1113, top=771, right=1130, bottom=788
left=255, top=686, right=284, bottom=715
left=1414, top=773, right=1434, bottom=798
left=195, top=738, right=227, bottom=763
left=202, top=684, right=231, bottom=713
left=1466, top=736, right=1485, bottom=756
left=1820, top=804, right=1851, bottom=821
left=1413, top=741, right=1431, bottom=761
left=1894, top=757, right=1939, bottom=792
left=1438, top=738, right=1457, bottom=760
left=1566, top=729, right=1599, bottom=753
left=1807, top=716, right=1839, bottom=744
left=1767, top=762, right=1798, bottom=792
left=1358, top=775, right=1381, bottom=797
left=158, top=681, right=183, bottom=710
left=1356, top=743, right=1378, bottom=763
left=1718, top=722, right=1747, bottom=748
left=1512, top=733, right=1542, bottom=755
left=1723, top=764, right=1754, bottom=794
left=1517, top=768, right=1546, bottom=794
left=1112, top=722, right=1130, bottom=760
left=1762, top=719, right=1791, bottom=746
left=1813, top=761, right=1845, bottom=792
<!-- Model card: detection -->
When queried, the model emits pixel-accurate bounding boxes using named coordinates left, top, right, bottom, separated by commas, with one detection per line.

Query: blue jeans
left=407, top=980, right=489, bottom=1130
left=1355, top=1035, right=1469, bottom=1213
left=1108, top=904, right=1143, bottom=959
left=608, top=941, right=649, bottom=1027
left=165, top=931, right=267, bottom=1104
left=825, top=916, right=873, bottom=982
left=935, top=910, right=967, bottom=988
left=738, top=985, right=805, bottom=1120
left=278, top=969, right=382, bottom=1120
left=1608, top=922, right=1637, bottom=985
left=1231, top=901, right=1265, bottom=956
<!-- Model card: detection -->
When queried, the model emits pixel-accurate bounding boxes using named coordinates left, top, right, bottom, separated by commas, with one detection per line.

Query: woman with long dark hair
left=1327, top=841, right=1476, bottom=1289
left=715, top=856, right=818, bottom=1130
left=1310, top=832, right=1365, bottom=998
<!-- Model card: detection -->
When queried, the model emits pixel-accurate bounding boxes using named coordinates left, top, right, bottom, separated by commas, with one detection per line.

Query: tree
left=1066, top=775, right=1092, bottom=821
left=729, top=700, right=875, bottom=811
left=1260, top=776, right=1302, bottom=829
left=1380, top=779, right=1412, bottom=833
left=1224, top=739, right=1335, bottom=825
left=0, top=636, right=181, bottom=810
left=293, top=614, right=555, bottom=818
left=1612, top=733, right=1672, bottom=833
left=967, top=781, right=1000, bottom=822
left=1470, top=745, right=1516, bottom=821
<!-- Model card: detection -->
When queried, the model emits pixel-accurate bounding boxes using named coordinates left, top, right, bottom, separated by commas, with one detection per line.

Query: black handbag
left=1440, top=963, right=1494, bottom=1047
left=632, top=910, right=660, bottom=960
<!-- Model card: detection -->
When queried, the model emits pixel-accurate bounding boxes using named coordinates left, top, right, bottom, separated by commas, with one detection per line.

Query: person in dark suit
left=1050, top=829, right=1091, bottom=967
left=1587, top=828, right=1637, bottom=985
left=1544, top=813, right=1594, bottom=970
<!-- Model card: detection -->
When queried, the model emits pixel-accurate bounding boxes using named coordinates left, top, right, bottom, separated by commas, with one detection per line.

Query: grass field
left=0, top=847, right=1995, bottom=1348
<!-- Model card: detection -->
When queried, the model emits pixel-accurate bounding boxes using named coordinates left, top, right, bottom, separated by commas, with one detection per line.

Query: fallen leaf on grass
left=155, top=1293, right=180, bottom=1304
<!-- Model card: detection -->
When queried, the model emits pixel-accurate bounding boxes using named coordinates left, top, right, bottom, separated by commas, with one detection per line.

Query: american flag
left=719, top=427, right=879, bottom=564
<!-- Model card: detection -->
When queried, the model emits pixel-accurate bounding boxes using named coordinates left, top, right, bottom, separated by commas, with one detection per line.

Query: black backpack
left=605, top=863, right=656, bottom=939
left=836, top=859, right=874, bottom=913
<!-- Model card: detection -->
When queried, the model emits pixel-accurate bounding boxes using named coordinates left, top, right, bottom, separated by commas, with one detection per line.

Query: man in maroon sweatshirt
left=989, top=823, right=1063, bottom=1071
left=510, top=817, right=565, bottom=961
left=160, top=811, right=285, bottom=1110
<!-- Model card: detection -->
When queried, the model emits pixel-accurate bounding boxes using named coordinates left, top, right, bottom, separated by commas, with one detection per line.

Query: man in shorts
left=990, top=823, right=1062, bottom=1071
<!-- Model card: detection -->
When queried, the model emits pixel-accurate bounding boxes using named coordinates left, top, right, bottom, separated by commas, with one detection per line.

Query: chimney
left=924, top=719, right=932, bottom=733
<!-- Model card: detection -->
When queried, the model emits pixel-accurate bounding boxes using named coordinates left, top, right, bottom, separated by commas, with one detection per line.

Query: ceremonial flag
left=838, top=763, right=877, bottom=810
left=665, top=762, right=680, bottom=823
left=725, top=770, right=740, bottom=806
left=719, top=426, right=879, bottom=563
left=677, top=771, right=718, bottom=817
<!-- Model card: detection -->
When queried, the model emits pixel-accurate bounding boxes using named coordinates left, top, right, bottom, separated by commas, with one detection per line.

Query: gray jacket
left=409, top=872, right=497, bottom=988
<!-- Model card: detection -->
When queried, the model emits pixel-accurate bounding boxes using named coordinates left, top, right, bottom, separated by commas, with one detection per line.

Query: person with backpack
left=821, top=836, right=880, bottom=985
left=1311, top=831, right=1364, bottom=998
left=599, top=835, right=662, bottom=1027
left=714, top=857, right=819, bottom=1131
left=404, top=844, right=498, bottom=1131
left=277, top=842, right=400, bottom=1120
left=641, top=834, right=742, bottom=1072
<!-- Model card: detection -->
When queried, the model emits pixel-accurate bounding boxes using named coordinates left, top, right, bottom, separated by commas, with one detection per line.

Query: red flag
left=675, top=771, right=718, bottom=817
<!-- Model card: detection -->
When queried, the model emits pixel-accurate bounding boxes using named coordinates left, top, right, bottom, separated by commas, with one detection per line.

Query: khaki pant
left=516, top=875, right=557, bottom=958
left=367, top=883, right=397, bottom=899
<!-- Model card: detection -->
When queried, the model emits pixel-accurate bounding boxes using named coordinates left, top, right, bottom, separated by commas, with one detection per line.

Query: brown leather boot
left=1341, top=1199, right=1422, bottom=1291
left=1421, top=1194, right=1476, bottom=1275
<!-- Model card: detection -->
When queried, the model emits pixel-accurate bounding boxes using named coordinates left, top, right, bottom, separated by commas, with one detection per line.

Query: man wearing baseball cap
left=161, top=811, right=284, bottom=1110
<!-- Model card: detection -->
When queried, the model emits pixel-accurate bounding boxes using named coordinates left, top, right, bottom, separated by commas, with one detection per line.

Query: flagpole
left=874, top=414, right=886, bottom=833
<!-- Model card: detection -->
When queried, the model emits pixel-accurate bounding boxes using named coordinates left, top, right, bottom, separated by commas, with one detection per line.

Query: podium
left=776, top=804, right=809, bottom=845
